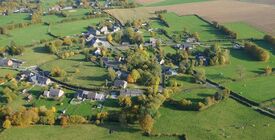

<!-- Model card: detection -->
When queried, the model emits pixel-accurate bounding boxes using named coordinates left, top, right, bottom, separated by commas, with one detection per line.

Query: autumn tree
left=31, top=12, right=42, bottom=24
left=107, top=34, right=113, bottom=43
left=108, top=67, right=116, bottom=81
left=118, top=96, right=132, bottom=107
left=139, top=114, right=154, bottom=135
left=2, top=119, right=12, bottom=129
left=131, top=69, right=141, bottom=83
left=264, top=66, right=273, bottom=75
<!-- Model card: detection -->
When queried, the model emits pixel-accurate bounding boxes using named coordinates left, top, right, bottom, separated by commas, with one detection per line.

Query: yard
left=40, top=54, right=108, bottom=88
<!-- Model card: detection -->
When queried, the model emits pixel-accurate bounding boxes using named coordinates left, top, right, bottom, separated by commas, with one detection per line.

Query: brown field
left=241, top=0, right=275, bottom=5
left=107, top=0, right=275, bottom=35
left=134, top=0, right=163, bottom=4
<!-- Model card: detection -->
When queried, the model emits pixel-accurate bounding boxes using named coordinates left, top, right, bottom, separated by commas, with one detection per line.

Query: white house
left=44, top=88, right=64, bottom=98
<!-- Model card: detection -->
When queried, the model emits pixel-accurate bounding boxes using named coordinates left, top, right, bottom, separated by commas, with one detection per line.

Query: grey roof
left=114, top=80, right=126, bottom=87
left=119, top=89, right=143, bottom=97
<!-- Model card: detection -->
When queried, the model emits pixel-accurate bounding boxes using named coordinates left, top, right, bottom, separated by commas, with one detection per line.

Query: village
left=0, top=0, right=275, bottom=140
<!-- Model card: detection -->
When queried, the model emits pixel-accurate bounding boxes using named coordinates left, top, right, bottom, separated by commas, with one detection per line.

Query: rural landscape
left=0, top=0, right=274, bottom=140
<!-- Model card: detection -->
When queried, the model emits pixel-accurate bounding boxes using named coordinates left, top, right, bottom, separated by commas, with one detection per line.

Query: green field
left=40, top=54, right=108, bottom=88
left=172, top=88, right=217, bottom=101
left=154, top=99, right=275, bottom=140
left=0, top=13, right=30, bottom=26
left=224, top=75, right=275, bottom=103
left=151, top=13, right=226, bottom=41
left=0, top=124, right=179, bottom=140
left=223, top=22, right=265, bottom=39
left=0, top=68, right=18, bottom=77
left=14, top=45, right=58, bottom=67
left=145, top=0, right=208, bottom=7
left=205, top=41, right=275, bottom=83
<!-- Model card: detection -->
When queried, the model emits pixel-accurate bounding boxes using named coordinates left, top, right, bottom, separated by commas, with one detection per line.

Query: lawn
left=145, top=0, right=208, bottom=7
left=224, top=75, right=275, bottom=103
left=223, top=22, right=265, bottom=39
left=151, top=13, right=226, bottom=41
left=0, top=124, right=179, bottom=140
left=171, top=88, right=217, bottom=101
left=40, top=54, right=108, bottom=88
left=154, top=99, right=275, bottom=140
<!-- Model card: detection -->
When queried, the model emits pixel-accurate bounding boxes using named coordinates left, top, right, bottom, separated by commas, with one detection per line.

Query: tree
left=131, top=69, right=141, bottom=82
left=139, top=114, right=154, bottom=135
left=2, top=119, right=12, bottom=129
left=108, top=67, right=116, bottom=81
left=31, top=12, right=42, bottom=24
left=192, top=32, right=200, bottom=41
left=127, top=74, right=135, bottom=83
left=60, top=115, right=68, bottom=127
left=118, top=96, right=132, bottom=107
left=107, top=34, right=113, bottom=43
left=264, top=66, right=273, bottom=75
left=236, top=65, right=246, bottom=80
left=194, top=69, right=206, bottom=83
left=63, top=37, right=72, bottom=46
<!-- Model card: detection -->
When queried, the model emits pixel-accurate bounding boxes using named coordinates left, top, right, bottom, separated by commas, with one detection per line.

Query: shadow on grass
left=230, top=49, right=256, bottom=61
left=32, top=46, right=49, bottom=54
left=99, top=122, right=141, bottom=133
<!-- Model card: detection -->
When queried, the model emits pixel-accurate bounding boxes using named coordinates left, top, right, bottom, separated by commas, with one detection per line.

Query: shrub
left=244, top=42, right=270, bottom=62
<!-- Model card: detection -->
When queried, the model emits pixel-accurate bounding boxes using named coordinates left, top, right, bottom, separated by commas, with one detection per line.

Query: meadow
left=151, top=13, right=226, bottom=41
left=40, top=54, right=108, bottom=88
left=154, top=99, right=275, bottom=140
left=0, top=124, right=179, bottom=140
left=223, top=22, right=265, bottom=39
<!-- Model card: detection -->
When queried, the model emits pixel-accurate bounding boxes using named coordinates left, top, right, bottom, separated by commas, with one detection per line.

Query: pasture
left=40, top=54, right=108, bottom=88
left=155, top=99, right=275, bottom=140
left=224, top=75, right=275, bottom=103
left=223, top=22, right=265, bottom=39
left=0, top=124, right=179, bottom=140
left=151, top=13, right=226, bottom=41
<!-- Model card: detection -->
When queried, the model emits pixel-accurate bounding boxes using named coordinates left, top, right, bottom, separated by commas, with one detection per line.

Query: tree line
left=212, top=21, right=237, bottom=39
left=244, top=42, right=270, bottom=62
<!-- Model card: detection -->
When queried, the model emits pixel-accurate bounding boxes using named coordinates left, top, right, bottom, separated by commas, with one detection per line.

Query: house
left=100, top=26, right=109, bottom=35
left=174, top=43, right=194, bottom=50
left=88, top=26, right=101, bottom=36
left=119, top=89, right=144, bottom=97
left=186, top=37, right=197, bottom=43
left=159, top=59, right=165, bottom=65
left=116, top=70, right=128, bottom=79
left=44, top=88, right=64, bottom=98
left=0, top=58, right=13, bottom=67
left=94, top=48, right=101, bottom=56
left=16, top=70, right=35, bottom=81
left=111, top=26, right=120, bottom=33
left=165, top=68, right=178, bottom=76
left=30, top=75, right=51, bottom=86
left=75, top=90, right=105, bottom=100
left=11, top=59, right=25, bottom=68
left=233, top=43, right=244, bottom=49
left=114, top=80, right=127, bottom=89
left=61, top=6, right=73, bottom=11
left=150, top=38, right=161, bottom=47
left=102, top=57, right=121, bottom=70
left=49, top=5, right=62, bottom=11
left=88, top=38, right=103, bottom=48
left=26, top=94, right=33, bottom=102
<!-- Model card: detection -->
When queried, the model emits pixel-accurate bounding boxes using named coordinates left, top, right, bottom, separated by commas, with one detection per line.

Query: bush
left=68, top=115, right=87, bottom=124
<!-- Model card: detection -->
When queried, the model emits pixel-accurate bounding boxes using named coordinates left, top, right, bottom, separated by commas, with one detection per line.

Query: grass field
left=0, top=13, right=30, bottom=26
left=172, top=88, right=217, bottom=101
left=0, top=68, right=18, bottom=77
left=145, top=0, right=208, bottom=6
left=154, top=99, right=275, bottom=140
left=0, top=124, right=179, bottom=140
left=224, top=75, right=275, bottom=103
left=223, top=22, right=265, bottom=39
left=14, top=45, right=58, bottom=67
left=205, top=41, right=275, bottom=83
left=40, top=54, right=108, bottom=88
left=151, top=13, right=226, bottom=41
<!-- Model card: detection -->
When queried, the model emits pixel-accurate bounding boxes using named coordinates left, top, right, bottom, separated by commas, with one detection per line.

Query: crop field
left=154, top=99, right=275, bottom=140
left=144, top=0, right=208, bottom=7
left=241, top=0, right=275, bottom=5
left=110, top=0, right=275, bottom=35
left=40, top=55, right=108, bottom=88
left=150, top=13, right=226, bottom=41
